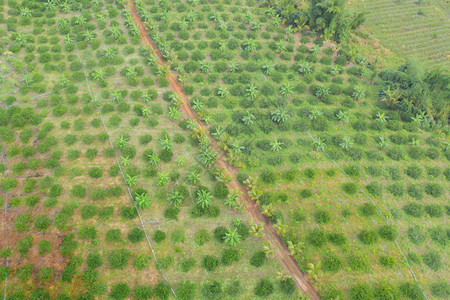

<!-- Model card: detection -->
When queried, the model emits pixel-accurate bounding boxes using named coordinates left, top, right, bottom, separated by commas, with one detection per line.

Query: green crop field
left=0, top=0, right=448, bottom=299
left=348, top=0, right=450, bottom=68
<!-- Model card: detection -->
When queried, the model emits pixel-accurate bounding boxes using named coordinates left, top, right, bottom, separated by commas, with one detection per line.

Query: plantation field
left=0, top=1, right=294, bottom=299
left=348, top=0, right=450, bottom=68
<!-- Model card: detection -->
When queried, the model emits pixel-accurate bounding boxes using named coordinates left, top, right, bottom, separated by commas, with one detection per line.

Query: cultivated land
left=349, top=0, right=450, bottom=68
left=0, top=0, right=449, bottom=299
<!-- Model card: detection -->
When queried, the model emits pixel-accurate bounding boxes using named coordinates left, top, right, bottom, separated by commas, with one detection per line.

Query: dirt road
left=128, top=1, right=320, bottom=298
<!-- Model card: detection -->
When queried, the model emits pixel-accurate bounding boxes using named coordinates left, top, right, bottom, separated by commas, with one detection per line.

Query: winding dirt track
left=128, top=1, right=320, bottom=298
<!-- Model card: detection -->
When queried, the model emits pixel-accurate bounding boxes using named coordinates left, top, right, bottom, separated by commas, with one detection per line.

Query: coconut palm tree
left=120, top=155, right=131, bottom=167
left=250, top=222, right=264, bottom=236
left=187, top=170, right=200, bottom=184
left=251, top=21, right=261, bottom=31
left=272, top=15, right=282, bottom=25
left=192, top=99, right=204, bottom=112
left=125, top=174, right=137, bottom=187
left=175, top=155, right=186, bottom=166
left=280, top=83, right=293, bottom=98
left=307, top=262, right=323, bottom=283
left=270, top=139, right=284, bottom=152
left=200, top=61, right=211, bottom=73
left=20, top=7, right=32, bottom=17
left=275, top=40, right=287, bottom=53
left=270, top=107, right=290, bottom=123
left=168, top=191, right=183, bottom=206
left=261, top=63, right=274, bottom=75
left=147, top=153, right=160, bottom=167
left=196, top=190, right=213, bottom=209
left=228, top=62, right=239, bottom=72
left=211, top=126, right=224, bottom=140
left=298, top=61, right=313, bottom=75
left=141, top=106, right=151, bottom=117
left=112, top=91, right=123, bottom=103
left=352, top=85, right=366, bottom=101
left=245, top=84, right=258, bottom=100
left=217, top=85, right=228, bottom=98
left=313, top=137, right=327, bottom=151
left=92, top=70, right=105, bottom=81
left=243, top=39, right=257, bottom=52
left=376, top=112, right=388, bottom=123
left=224, top=229, right=241, bottom=246
left=83, top=31, right=95, bottom=42
left=231, top=140, right=244, bottom=155
left=135, top=193, right=151, bottom=209
left=64, top=34, right=73, bottom=45
left=159, top=136, right=173, bottom=151
left=168, top=106, right=180, bottom=121
left=377, top=136, right=388, bottom=149
left=340, top=136, right=353, bottom=150
left=315, top=85, right=330, bottom=98
left=157, top=172, right=169, bottom=186
left=242, top=111, right=256, bottom=125
left=199, top=148, right=216, bottom=167
left=105, top=47, right=117, bottom=59
left=116, top=135, right=128, bottom=150
left=336, top=110, right=349, bottom=124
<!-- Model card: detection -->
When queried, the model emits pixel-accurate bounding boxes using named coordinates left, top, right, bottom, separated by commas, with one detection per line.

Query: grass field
left=348, top=0, right=450, bottom=69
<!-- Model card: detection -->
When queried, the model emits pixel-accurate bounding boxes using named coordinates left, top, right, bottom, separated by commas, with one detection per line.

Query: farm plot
left=348, top=0, right=450, bottom=68
left=134, top=0, right=450, bottom=298
left=0, top=1, right=292, bottom=299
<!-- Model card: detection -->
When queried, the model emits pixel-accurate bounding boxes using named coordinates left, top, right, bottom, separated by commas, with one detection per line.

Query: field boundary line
left=73, top=39, right=178, bottom=298
left=0, top=148, right=9, bottom=300
left=307, top=131, right=428, bottom=300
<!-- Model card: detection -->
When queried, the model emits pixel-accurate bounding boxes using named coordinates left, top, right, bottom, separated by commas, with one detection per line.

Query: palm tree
left=352, top=85, right=366, bottom=101
left=261, top=62, right=274, bottom=75
left=298, top=61, right=313, bottom=75
left=340, top=136, right=353, bottom=150
left=231, top=140, right=244, bottom=155
left=75, top=16, right=87, bottom=26
left=83, top=31, right=95, bottom=42
left=270, top=139, right=284, bottom=152
left=313, top=137, right=327, bottom=151
left=250, top=222, right=263, bottom=236
left=159, top=136, right=173, bottom=151
left=196, top=190, right=213, bottom=209
left=187, top=170, right=200, bottom=184
left=141, top=106, right=151, bottom=117
left=200, top=61, right=211, bottom=73
left=192, top=99, right=204, bottom=112
left=111, top=26, right=122, bottom=39
left=315, top=85, right=330, bottom=98
left=287, top=240, right=304, bottom=257
left=125, top=174, right=137, bottom=187
left=199, top=148, right=216, bottom=167
left=92, top=70, right=105, bottom=82
left=105, top=47, right=117, bottom=59
left=275, top=40, right=287, bottom=53
left=376, top=112, right=388, bottom=123
left=20, top=7, right=32, bottom=17
left=224, top=229, right=241, bottom=246
left=251, top=21, right=261, bottom=31
left=279, top=83, right=293, bottom=98
left=265, top=7, right=276, bottom=17
left=168, top=106, right=180, bottom=121
left=242, top=111, right=256, bottom=125
left=112, top=91, right=123, bottom=103
left=168, top=191, right=183, bottom=206
left=270, top=107, right=290, bottom=123
left=120, top=155, right=131, bottom=166
left=217, top=85, right=228, bottom=98
left=135, top=193, right=151, bottom=209
left=211, top=126, right=224, bottom=140
left=377, top=136, right=388, bottom=149
left=228, top=62, right=239, bottom=72
left=245, top=84, right=258, bottom=100
left=243, top=39, right=257, bottom=52
left=147, top=153, right=160, bottom=167
left=116, top=135, right=128, bottom=150
left=146, top=53, right=158, bottom=66
left=157, top=173, right=169, bottom=186
left=330, top=65, right=341, bottom=75
left=64, top=34, right=73, bottom=45
left=272, top=15, right=282, bottom=25
left=336, top=110, right=349, bottom=124
left=175, top=155, right=186, bottom=166
left=307, top=262, right=323, bottom=283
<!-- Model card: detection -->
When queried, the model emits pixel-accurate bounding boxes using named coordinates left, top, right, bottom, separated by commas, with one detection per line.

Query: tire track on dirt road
left=128, top=1, right=320, bottom=298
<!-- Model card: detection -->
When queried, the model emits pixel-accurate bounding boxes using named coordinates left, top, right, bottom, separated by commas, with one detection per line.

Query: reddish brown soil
left=129, top=1, right=320, bottom=298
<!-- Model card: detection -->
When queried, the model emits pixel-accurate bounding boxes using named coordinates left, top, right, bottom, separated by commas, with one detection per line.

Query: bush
left=38, top=240, right=51, bottom=256
left=378, top=225, right=397, bottom=241
left=133, top=253, right=151, bottom=270
left=134, top=285, right=153, bottom=299
left=250, top=250, right=266, bottom=267
left=87, top=253, right=103, bottom=268
left=108, top=249, right=131, bottom=269
left=254, top=279, right=274, bottom=297
left=366, top=181, right=382, bottom=197
left=17, top=264, right=33, bottom=281
left=314, top=209, right=331, bottom=224
left=404, top=202, right=424, bottom=217
left=201, top=281, right=222, bottom=299
left=328, top=232, right=347, bottom=246
left=358, top=230, right=379, bottom=245
left=423, top=250, right=442, bottom=271
left=201, top=255, right=219, bottom=272
left=18, top=235, right=33, bottom=255
left=154, top=282, right=170, bottom=300
left=213, top=226, right=227, bottom=243
left=78, top=226, right=97, bottom=240
left=407, top=185, right=424, bottom=200
left=106, top=229, right=122, bottom=243
left=81, top=205, right=97, bottom=220
left=88, top=167, right=102, bottom=178
left=260, top=169, right=277, bottom=184
left=399, top=282, right=425, bottom=300
left=177, top=281, right=196, bottom=300
left=34, top=215, right=51, bottom=230
left=407, top=226, right=426, bottom=245
left=359, top=202, right=376, bottom=217
left=195, top=229, right=210, bottom=246
left=425, top=183, right=443, bottom=198
left=120, top=206, right=138, bottom=219
left=152, top=230, right=166, bottom=243
left=425, top=204, right=443, bottom=217
left=323, top=254, right=343, bottom=273
left=351, top=283, right=373, bottom=300
left=430, top=281, right=450, bottom=298
left=374, top=281, right=400, bottom=300
left=307, top=228, right=327, bottom=247
left=405, top=165, right=422, bottom=179
left=221, top=248, right=239, bottom=265
left=348, top=254, right=370, bottom=271
left=342, top=182, right=357, bottom=194
left=180, top=257, right=196, bottom=272
left=128, top=227, right=145, bottom=243
left=110, top=283, right=130, bottom=300
left=71, top=185, right=86, bottom=198
left=429, top=226, right=448, bottom=246
left=379, top=255, right=396, bottom=268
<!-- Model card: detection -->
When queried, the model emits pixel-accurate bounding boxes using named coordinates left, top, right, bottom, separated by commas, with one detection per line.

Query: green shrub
left=25, top=195, right=40, bottom=206
left=164, top=207, right=180, bottom=220
left=110, top=283, right=130, bottom=300
left=177, top=281, right=196, bottom=300
left=180, top=257, right=196, bottom=272
left=17, top=235, right=33, bottom=255
left=423, top=250, right=442, bottom=271
left=14, top=213, right=31, bottom=232
left=359, top=203, right=376, bottom=217
left=60, top=233, right=78, bottom=257
left=201, top=255, right=219, bottom=272
left=405, top=165, right=422, bottom=179
left=429, top=226, right=448, bottom=246
left=134, top=285, right=153, bottom=299
left=78, top=226, right=97, bottom=240
left=201, top=280, right=222, bottom=299
left=399, top=282, right=425, bottom=300
left=378, top=225, right=397, bottom=241
left=88, top=167, right=102, bottom=178
left=195, top=229, right=210, bottom=246
left=374, top=281, right=400, bottom=300
left=17, top=264, right=33, bottom=281
left=351, top=283, right=373, bottom=300
left=407, top=226, right=426, bottom=245
left=348, top=254, right=370, bottom=271
left=38, top=240, right=51, bottom=256
left=221, top=248, right=239, bottom=265
left=87, top=253, right=103, bottom=268
left=82, top=269, right=99, bottom=283
left=366, top=181, right=382, bottom=197
left=425, top=204, right=443, bottom=217
left=128, top=227, right=145, bottom=243
left=425, top=183, right=443, bottom=198
left=260, top=169, right=277, bottom=184
left=152, top=230, right=166, bottom=243
left=71, top=185, right=86, bottom=198
left=120, top=206, right=138, bottom=219
left=106, top=229, right=122, bottom=243
left=328, top=232, right=347, bottom=246
left=213, top=226, right=227, bottom=243
left=323, top=254, right=343, bottom=273
left=133, top=253, right=151, bottom=270
left=387, top=182, right=404, bottom=197
left=250, top=250, right=266, bottom=267
left=37, top=267, right=52, bottom=281
left=307, top=228, right=327, bottom=247
left=254, top=279, right=274, bottom=297
left=430, top=281, right=450, bottom=298
left=342, top=182, right=357, bottom=194
left=108, top=249, right=131, bottom=269
left=154, top=282, right=170, bottom=300
left=80, top=205, right=97, bottom=220
left=314, top=209, right=331, bottom=224
left=404, top=202, right=424, bottom=217
left=379, top=255, right=396, bottom=268
left=358, top=230, right=379, bottom=245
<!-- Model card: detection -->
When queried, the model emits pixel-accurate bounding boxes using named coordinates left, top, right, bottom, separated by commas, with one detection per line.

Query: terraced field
left=349, top=0, right=450, bottom=68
